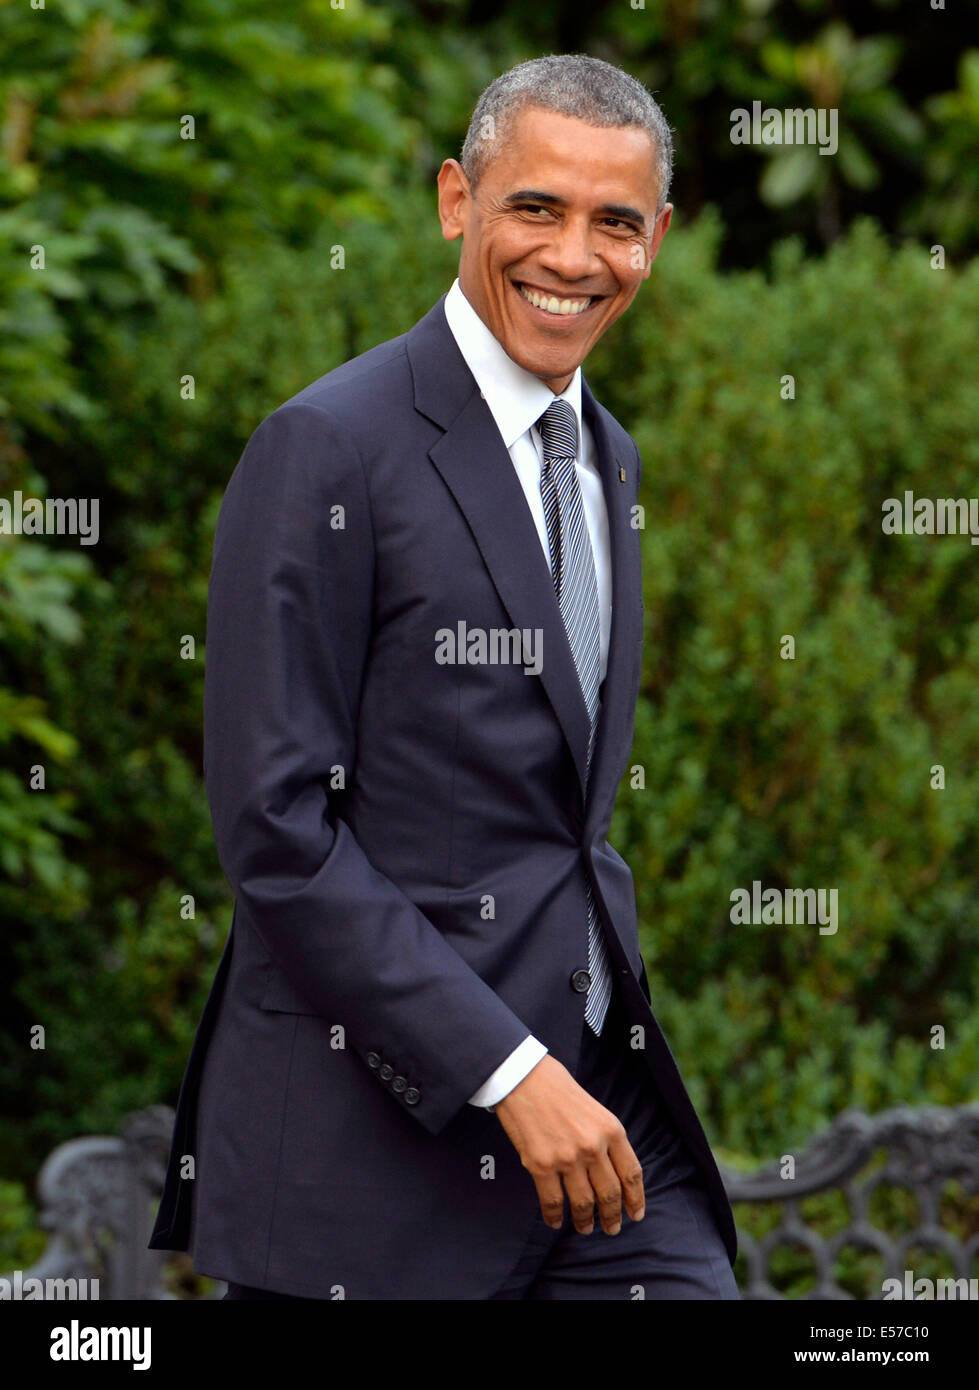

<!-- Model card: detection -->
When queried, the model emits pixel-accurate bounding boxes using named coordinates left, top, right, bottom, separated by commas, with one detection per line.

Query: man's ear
left=642, top=203, right=672, bottom=279
left=437, top=159, right=470, bottom=242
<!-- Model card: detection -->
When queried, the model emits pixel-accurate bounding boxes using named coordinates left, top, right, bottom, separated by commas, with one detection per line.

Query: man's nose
left=537, top=217, right=602, bottom=283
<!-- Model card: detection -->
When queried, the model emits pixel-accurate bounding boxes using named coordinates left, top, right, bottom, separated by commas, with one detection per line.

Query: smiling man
left=441, top=102, right=670, bottom=392
left=148, top=53, right=739, bottom=1301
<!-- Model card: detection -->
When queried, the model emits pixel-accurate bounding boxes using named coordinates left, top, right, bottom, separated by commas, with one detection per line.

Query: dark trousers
left=223, top=982, right=739, bottom=1301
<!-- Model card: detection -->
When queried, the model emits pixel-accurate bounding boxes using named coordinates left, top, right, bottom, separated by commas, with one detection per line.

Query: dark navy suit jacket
left=147, top=292, right=738, bottom=1298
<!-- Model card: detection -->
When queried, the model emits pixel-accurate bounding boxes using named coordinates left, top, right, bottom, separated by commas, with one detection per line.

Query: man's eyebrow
left=503, top=189, right=647, bottom=231
left=600, top=203, right=647, bottom=231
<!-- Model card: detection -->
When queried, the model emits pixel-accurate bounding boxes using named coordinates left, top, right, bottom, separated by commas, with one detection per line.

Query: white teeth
left=518, top=284, right=591, bottom=315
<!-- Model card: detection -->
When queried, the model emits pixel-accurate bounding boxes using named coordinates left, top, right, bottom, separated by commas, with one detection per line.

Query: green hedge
left=605, top=214, right=979, bottom=1159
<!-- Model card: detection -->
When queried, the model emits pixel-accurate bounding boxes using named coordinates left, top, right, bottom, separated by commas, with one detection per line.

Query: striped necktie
left=537, top=398, right=613, bottom=1035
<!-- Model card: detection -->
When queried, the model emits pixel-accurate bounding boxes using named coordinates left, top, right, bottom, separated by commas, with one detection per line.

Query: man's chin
left=504, top=342, right=584, bottom=386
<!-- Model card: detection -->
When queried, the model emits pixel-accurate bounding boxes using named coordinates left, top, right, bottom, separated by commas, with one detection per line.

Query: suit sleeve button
left=403, top=1088, right=421, bottom=1105
left=379, top=1063, right=394, bottom=1081
left=366, top=1052, right=381, bottom=1069
left=391, top=1075, right=407, bottom=1092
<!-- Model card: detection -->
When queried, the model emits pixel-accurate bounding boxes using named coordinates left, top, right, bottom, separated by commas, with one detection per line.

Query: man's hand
left=494, top=1055, right=645, bottom=1235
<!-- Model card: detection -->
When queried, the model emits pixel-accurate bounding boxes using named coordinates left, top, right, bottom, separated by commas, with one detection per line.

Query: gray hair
left=459, top=54, right=673, bottom=212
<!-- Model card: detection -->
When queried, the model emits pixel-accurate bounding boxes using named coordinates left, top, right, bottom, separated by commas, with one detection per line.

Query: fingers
left=609, top=1129, right=646, bottom=1223
left=568, top=1155, right=622, bottom=1234
left=532, top=1130, right=646, bottom=1235
left=533, top=1173, right=567, bottom=1230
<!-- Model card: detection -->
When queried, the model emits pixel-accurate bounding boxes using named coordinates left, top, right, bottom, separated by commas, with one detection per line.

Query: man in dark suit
left=148, top=53, right=739, bottom=1300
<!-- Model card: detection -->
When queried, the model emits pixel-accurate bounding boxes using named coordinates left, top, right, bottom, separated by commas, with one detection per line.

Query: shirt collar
left=443, top=277, right=584, bottom=452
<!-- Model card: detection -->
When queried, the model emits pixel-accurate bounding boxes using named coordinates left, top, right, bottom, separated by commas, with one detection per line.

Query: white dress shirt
left=441, top=276, right=613, bottom=1111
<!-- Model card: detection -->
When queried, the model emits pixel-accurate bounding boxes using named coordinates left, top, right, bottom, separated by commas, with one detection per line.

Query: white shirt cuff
left=467, top=1035, right=549, bottom=1111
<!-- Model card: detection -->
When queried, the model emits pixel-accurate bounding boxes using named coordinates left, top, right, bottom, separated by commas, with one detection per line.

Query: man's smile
left=512, top=278, right=604, bottom=321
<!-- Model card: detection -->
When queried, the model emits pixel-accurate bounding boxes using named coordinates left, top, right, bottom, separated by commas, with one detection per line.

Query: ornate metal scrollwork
left=717, top=1103, right=979, bottom=1299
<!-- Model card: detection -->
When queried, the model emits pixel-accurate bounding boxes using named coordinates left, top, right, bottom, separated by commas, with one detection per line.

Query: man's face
left=437, top=106, right=672, bottom=394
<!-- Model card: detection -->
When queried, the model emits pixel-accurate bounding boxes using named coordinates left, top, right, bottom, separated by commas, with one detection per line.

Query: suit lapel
left=406, top=295, right=640, bottom=819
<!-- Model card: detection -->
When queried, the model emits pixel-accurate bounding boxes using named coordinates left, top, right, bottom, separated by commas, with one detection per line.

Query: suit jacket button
left=379, top=1063, right=394, bottom=1081
left=403, top=1087, right=421, bottom=1105
left=571, top=969, right=591, bottom=993
left=366, top=1052, right=381, bottom=1069
left=391, top=1075, right=407, bottom=1092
